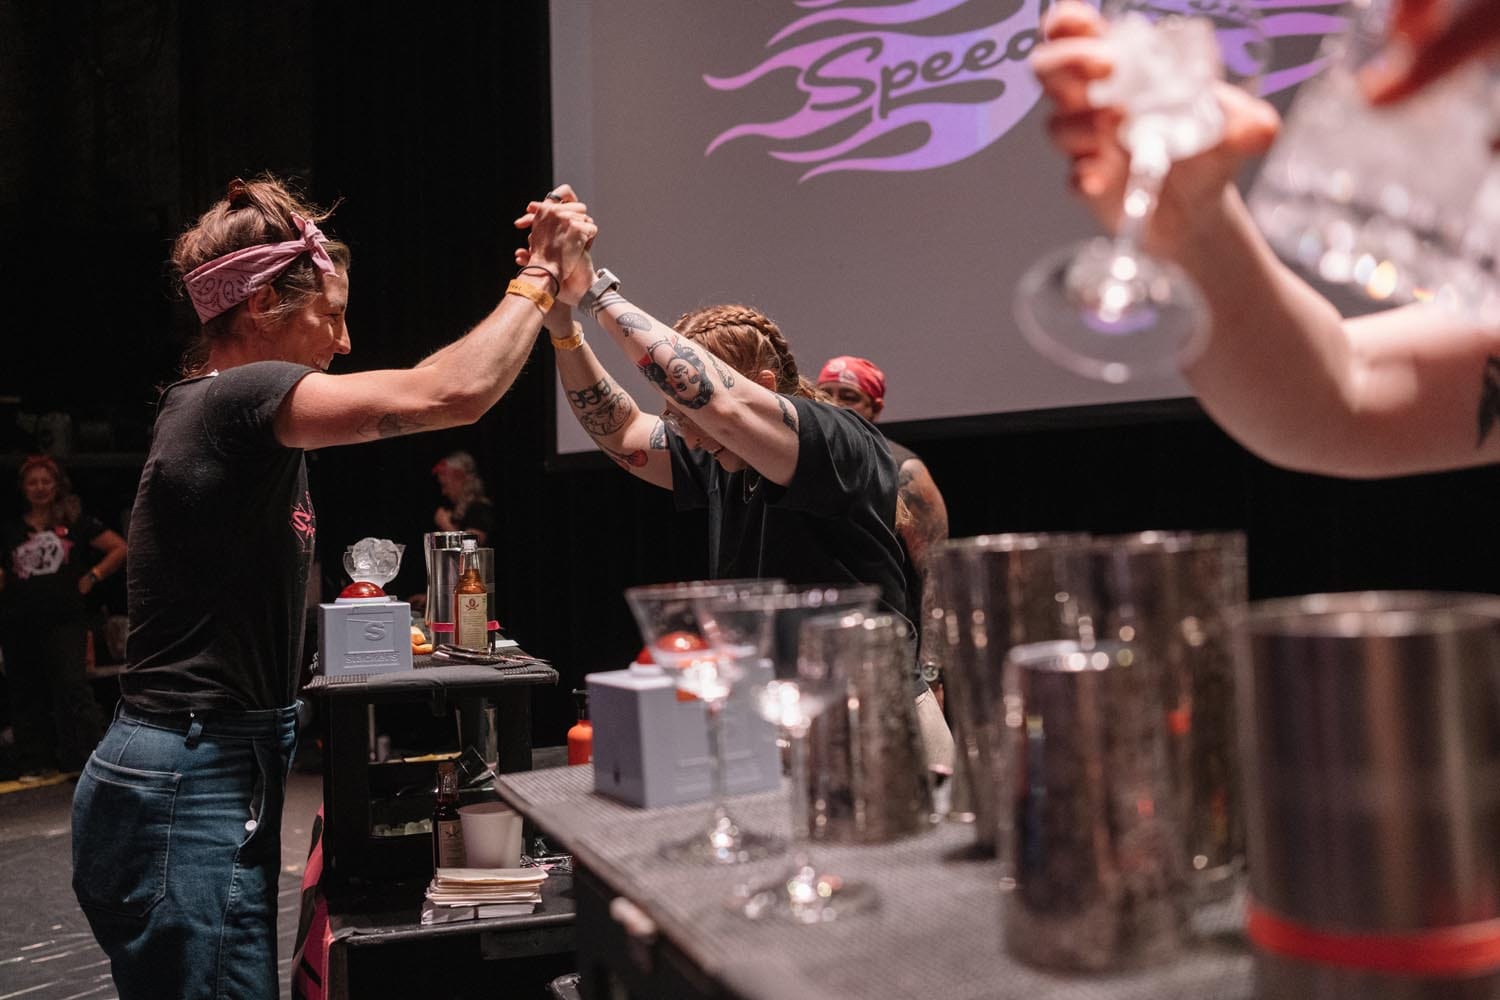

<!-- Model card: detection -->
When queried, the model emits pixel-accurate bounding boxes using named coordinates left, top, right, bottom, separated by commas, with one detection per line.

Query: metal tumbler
left=804, top=613, right=933, bottom=844
left=1061, top=531, right=1249, bottom=899
left=928, top=533, right=1090, bottom=854
left=1003, top=639, right=1187, bottom=972
left=1241, top=592, right=1500, bottom=1000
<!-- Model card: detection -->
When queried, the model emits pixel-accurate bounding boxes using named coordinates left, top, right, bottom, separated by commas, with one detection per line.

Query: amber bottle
left=452, top=538, right=488, bottom=650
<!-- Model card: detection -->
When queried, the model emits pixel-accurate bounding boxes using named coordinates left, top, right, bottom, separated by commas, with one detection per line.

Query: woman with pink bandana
left=69, top=175, right=594, bottom=999
left=1031, top=0, right=1500, bottom=477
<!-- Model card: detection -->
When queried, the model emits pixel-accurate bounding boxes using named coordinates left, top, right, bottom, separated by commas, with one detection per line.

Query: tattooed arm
left=561, top=277, right=803, bottom=485
left=547, top=305, right=672, bottom=489
left=1174, top=194, right=1500, bottom=477
left=274, top=194, right=596, bottom=451
left=896, top=458, right=950, bottom=684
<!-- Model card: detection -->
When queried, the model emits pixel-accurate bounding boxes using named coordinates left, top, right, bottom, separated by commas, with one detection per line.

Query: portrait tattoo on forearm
left=638, top=337, right=715, bottom=409
left=359, top=412, right=427, bottom=439
left=776, top=394, right=798, bottom=431
left=1478, top=356, right=1500, bottom=447
left=710, top=356, right=737, bottom=387
left=568, top=377, right=636, bottom=437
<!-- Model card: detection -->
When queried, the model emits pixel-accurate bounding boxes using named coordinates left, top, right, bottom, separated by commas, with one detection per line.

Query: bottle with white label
left=452, top=538, right=488, bottom=650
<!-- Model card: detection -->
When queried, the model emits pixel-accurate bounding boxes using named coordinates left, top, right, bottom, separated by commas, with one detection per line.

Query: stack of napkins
left=426, top=867, right=547, bottom=909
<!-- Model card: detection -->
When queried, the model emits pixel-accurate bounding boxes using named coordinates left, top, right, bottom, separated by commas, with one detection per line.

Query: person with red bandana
left=817, top=356, right=951, bottom=702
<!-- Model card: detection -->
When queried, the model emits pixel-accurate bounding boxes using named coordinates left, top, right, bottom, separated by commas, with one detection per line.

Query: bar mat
left=498, top=767, right=1252, bottom=1000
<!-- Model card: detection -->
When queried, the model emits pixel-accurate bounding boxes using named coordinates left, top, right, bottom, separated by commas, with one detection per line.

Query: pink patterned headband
left=183, top=213, right=337, bottom=324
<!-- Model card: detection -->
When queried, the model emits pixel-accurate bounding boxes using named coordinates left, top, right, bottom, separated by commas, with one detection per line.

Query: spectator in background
left=432, top=450, right=494, bottom=544
left=0, top=455, right=125, bottom=781
left=818, top=357, right=951, bottom=701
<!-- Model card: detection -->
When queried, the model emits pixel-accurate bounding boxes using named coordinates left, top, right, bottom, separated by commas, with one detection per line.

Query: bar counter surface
left=496, top=765, right=1254, bottom=1000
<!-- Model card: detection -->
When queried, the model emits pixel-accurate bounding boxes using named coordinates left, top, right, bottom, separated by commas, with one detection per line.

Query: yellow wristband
left=550, top=322, right=585, bottom=352
left=506, top=279, right=554, bottom=315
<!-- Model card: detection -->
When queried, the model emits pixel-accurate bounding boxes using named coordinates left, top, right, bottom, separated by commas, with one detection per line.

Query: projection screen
left=548, top=0, right=1343, bottom=456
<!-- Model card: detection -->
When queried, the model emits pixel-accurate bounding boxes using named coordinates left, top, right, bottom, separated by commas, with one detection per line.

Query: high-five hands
left=516, top=184, right=596, bottom=287
left=515, top=183, right=595, bottom=306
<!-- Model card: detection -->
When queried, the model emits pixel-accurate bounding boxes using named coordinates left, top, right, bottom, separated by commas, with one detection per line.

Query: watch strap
left=578, top=268, right=621, bottom=320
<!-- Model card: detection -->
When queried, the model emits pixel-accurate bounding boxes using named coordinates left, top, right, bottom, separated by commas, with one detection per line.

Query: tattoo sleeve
left=648, top=418, right=668, bottom=450
left=776, top=394, right=798, bottom=431
left=710, top=357, right=737, bottom=387
left=358, top=412, right=427, bottom=439
left=898, top=464, right=949, bottom=557
left=1478, top=356, right=1500, bottom=447
left=617, top=312, right=652, bottom=334
left=638, top=337, right=715, bottom=409
left=585, top=289, right=626, bottom=321
left=598, top=441, right=650, bottom=469
left=567, top=376, right=637, bottom=438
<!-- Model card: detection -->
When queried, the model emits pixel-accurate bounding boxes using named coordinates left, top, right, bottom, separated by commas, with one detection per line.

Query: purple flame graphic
left=705, top=0, right=1350, bottom=181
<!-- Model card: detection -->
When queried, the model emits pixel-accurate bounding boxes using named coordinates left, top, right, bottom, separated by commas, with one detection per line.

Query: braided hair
left=672, top=304, right=829, bottom=402
left=672, top=304, right=911, bottom=532
left=170, top=174, right=350, bottom=377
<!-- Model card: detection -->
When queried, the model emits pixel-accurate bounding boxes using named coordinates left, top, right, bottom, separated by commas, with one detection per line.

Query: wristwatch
left=577, top=267, right=621, bottom=319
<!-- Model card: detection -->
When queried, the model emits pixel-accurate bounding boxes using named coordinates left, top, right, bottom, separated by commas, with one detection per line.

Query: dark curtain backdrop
left=4, top=1, right=1499, bottom=744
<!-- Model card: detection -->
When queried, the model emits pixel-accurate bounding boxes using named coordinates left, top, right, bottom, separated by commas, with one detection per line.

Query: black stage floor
left=0, top=765, right=327, bottom=1000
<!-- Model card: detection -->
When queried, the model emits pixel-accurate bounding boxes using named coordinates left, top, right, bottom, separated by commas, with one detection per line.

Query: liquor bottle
left=432, top=760, right=465, bottom=870
left=567, top=688, right=593, bottom=765
left=452, top=538, right=488, bottom=650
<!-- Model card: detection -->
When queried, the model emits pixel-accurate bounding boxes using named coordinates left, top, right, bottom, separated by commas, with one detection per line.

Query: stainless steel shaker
left=803, top=613, right=933, bottom=844
left=1241, top=592, right=1500, bottom=999
left=928, top=533, right=1090, bottom=853
left=1004, top=639, right=1188, bottom=972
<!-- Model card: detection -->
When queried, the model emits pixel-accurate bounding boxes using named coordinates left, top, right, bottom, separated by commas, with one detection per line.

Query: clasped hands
left=513, top=183, right=598, bottom=308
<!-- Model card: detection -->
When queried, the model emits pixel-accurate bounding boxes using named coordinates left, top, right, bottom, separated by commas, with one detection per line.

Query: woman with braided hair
left=516, top=197, right=952, bottom=766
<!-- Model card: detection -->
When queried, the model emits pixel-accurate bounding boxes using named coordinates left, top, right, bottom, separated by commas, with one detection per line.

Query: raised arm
left=592, top=286, right=802, bottom=485
left=1034, top=1, right=1500, bottom=477
left=274, top=196, right=596, bottom=450
left=544, top=302, right=673, bottom=488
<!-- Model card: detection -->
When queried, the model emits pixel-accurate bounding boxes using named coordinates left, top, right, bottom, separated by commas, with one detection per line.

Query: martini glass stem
left=704, top=698, right=737, bottom=846
left=785, top=724, right=818, bottom=902
left=1116, top=133, right=1169, bottom=252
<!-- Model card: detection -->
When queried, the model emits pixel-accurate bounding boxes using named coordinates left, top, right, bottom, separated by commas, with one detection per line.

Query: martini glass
left=1015, top=0, right=1269, bottom=384
left=624, top=579, right=787, bottom=865
left=696, top=584, right=881, bottom=921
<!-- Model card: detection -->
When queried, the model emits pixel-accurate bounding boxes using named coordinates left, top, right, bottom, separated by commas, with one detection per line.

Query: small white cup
left=457, top=802, right=523, bottom=868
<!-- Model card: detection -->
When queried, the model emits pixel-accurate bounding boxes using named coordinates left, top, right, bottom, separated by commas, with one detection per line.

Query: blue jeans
left=72, top=702, right=298, bottom=1000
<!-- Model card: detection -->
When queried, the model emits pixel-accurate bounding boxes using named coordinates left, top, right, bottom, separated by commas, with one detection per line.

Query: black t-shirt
left=669, top=395, right=911, bottom=628
left=0, top=512, right=107, bottom=628
left=121, top=361, right=316, bottom=713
